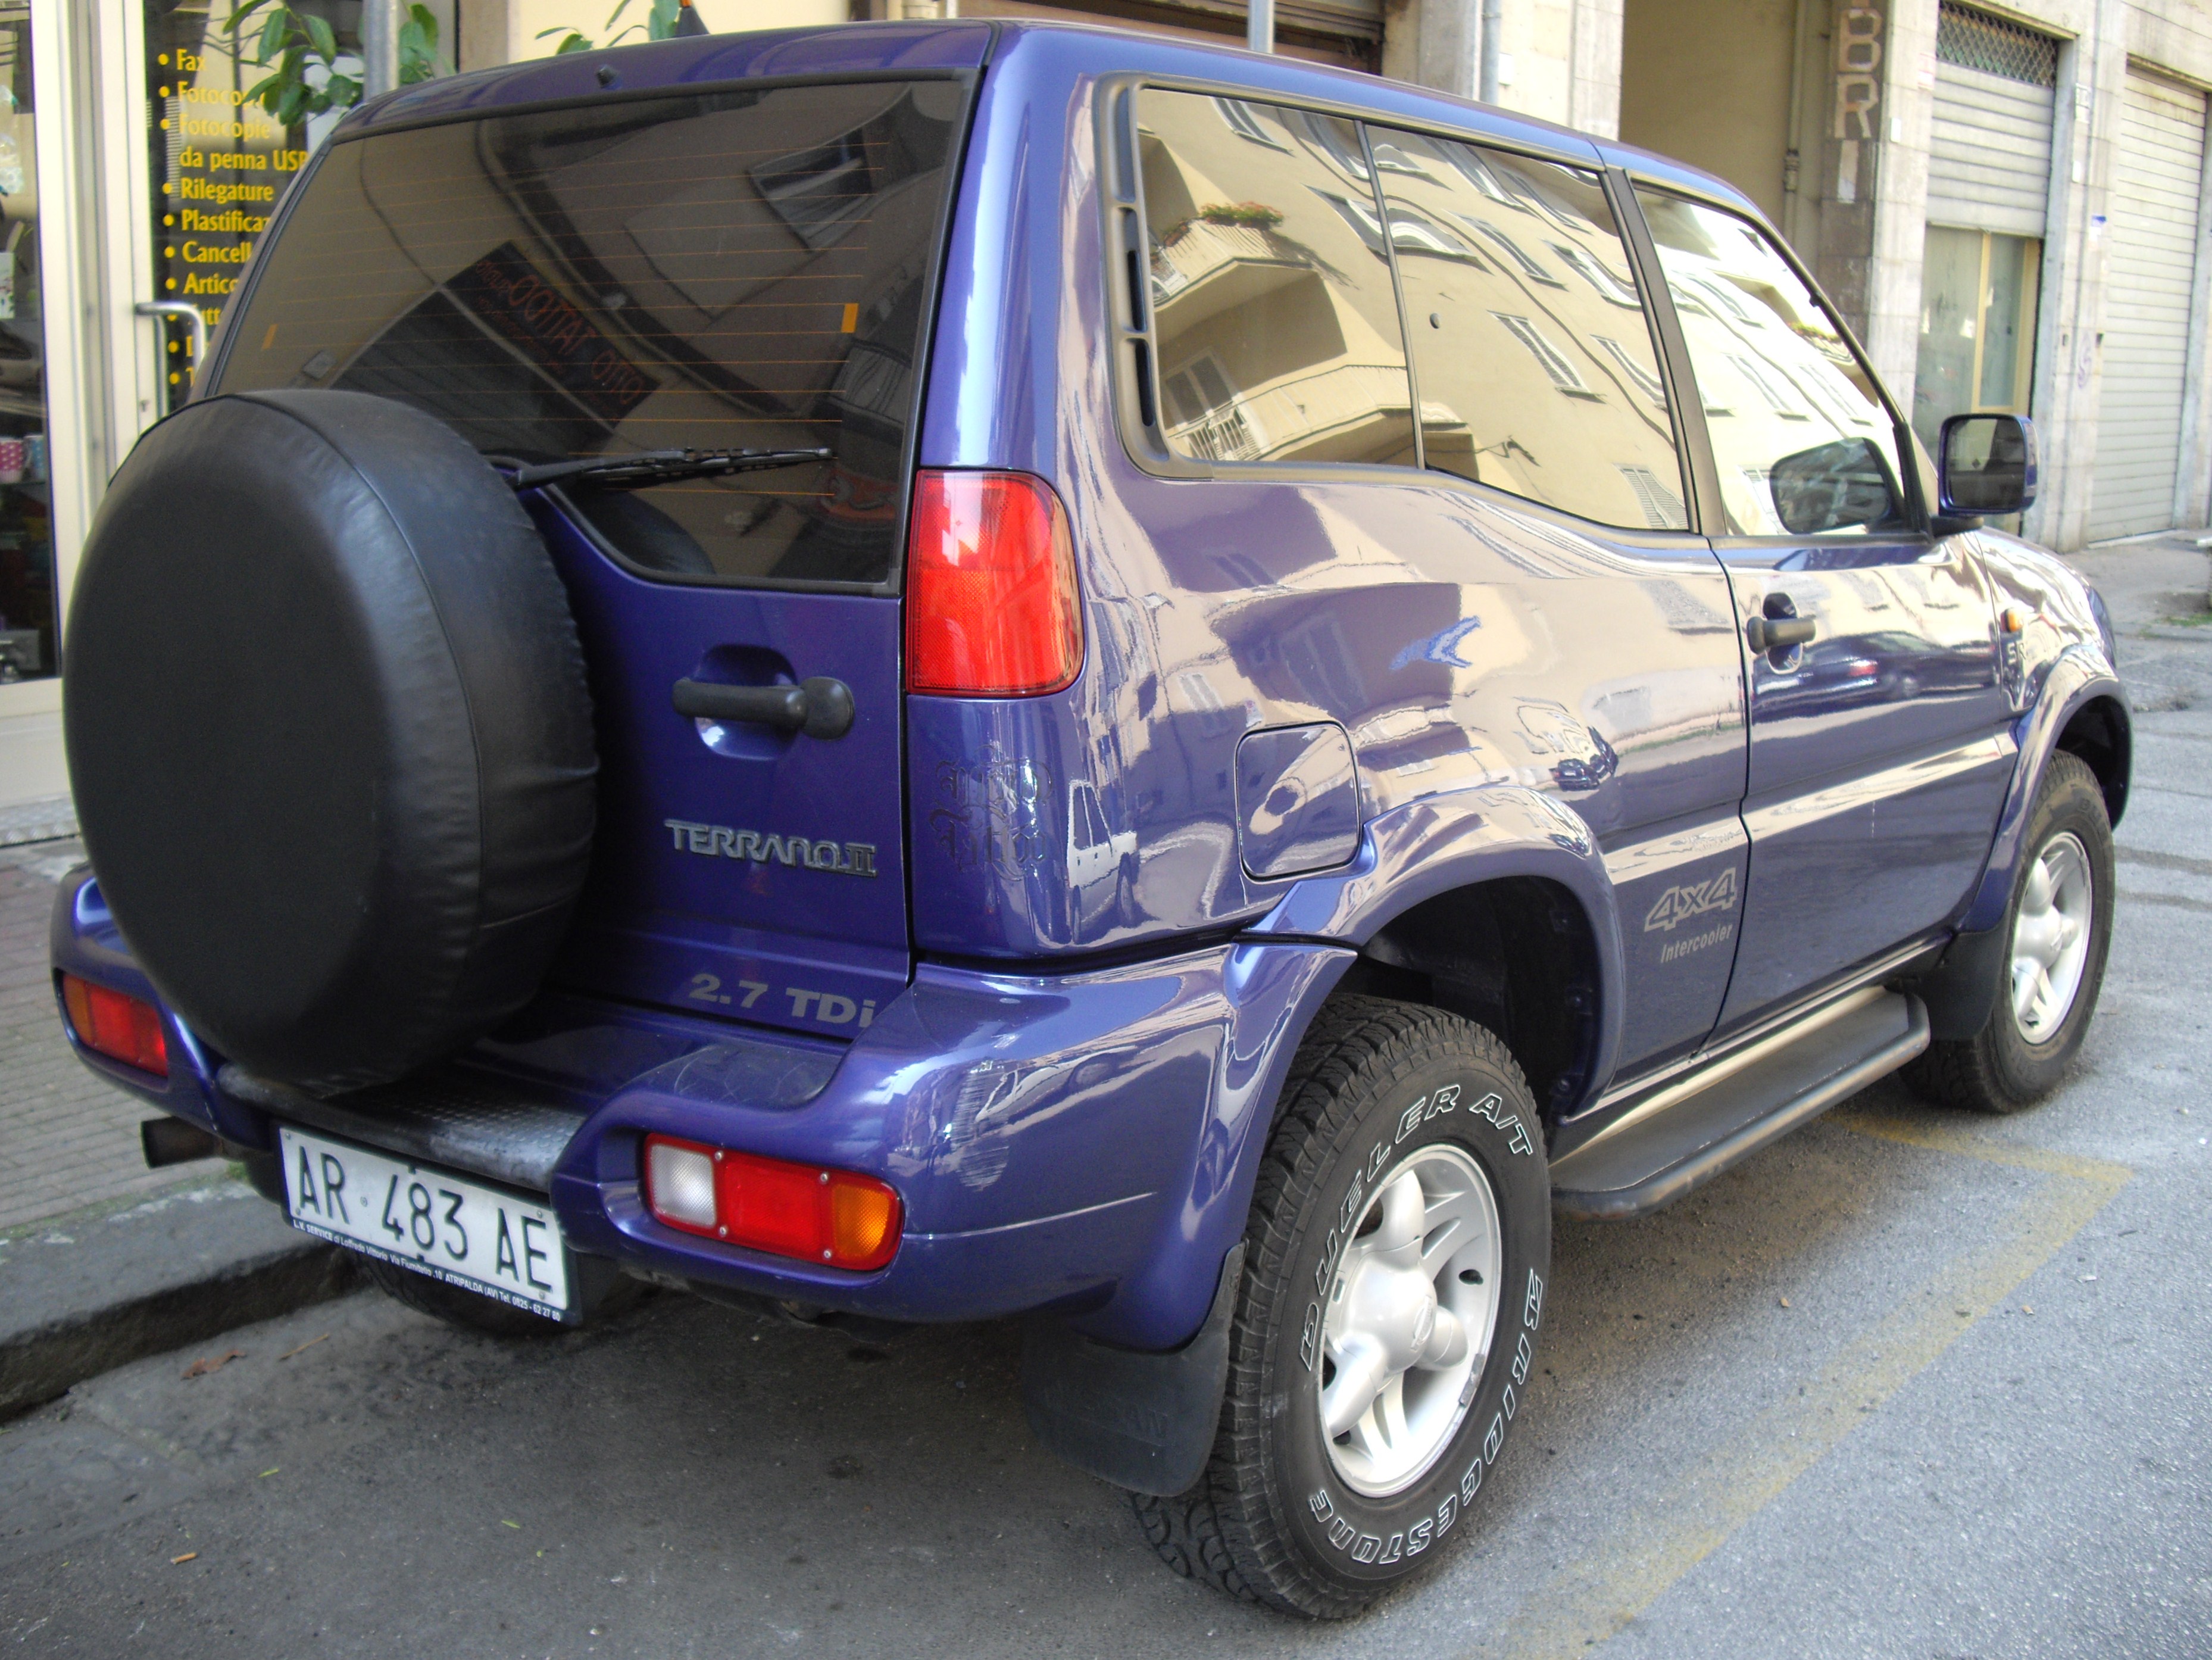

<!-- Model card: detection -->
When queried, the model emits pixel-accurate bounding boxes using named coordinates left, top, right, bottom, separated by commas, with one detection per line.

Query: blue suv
left=52, top=21, right=2126, bottom=1617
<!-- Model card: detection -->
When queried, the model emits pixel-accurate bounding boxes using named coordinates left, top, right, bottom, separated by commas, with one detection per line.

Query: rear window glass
left=211, top=80, right=968, bottom=588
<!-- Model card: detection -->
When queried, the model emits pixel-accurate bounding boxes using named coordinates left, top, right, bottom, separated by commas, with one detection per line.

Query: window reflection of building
left=1636, top=190, right=1908, bottom=539
left=1141, top=92, right=1416, bottom=468
left=1377, top=130, right=1688, bottom=530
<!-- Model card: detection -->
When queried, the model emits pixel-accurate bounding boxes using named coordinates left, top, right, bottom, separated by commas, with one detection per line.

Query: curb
left=0, top=1178, right=358, bottom=1419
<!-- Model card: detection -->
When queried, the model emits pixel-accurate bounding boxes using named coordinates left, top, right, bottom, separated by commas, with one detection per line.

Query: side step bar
left=1550, top=988, right=1929, bottom=1221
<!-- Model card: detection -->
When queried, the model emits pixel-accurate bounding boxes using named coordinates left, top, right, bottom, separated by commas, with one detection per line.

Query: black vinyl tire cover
left=64, top=389, right=596, bottom=1094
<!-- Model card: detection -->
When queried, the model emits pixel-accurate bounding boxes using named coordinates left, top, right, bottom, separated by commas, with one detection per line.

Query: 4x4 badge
left=664, top=818, right=878, bottom=877
left=1642, top=866, right=1737, bottom=932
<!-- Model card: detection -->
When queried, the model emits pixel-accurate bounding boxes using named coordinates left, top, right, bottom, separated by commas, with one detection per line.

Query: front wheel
left=1134, top=997, right=1551, bottom=1618
left=1907, top=750, right=2114, bottom=1113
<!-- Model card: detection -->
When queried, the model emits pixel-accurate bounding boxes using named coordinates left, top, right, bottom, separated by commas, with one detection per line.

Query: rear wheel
left=1907, top=751, right=2114, bottom=1113
left=1133, top=997, right=1551, bottom=1618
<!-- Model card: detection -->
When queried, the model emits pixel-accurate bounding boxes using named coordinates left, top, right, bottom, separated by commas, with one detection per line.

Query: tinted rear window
left=212, top=79, right=968, bottom=588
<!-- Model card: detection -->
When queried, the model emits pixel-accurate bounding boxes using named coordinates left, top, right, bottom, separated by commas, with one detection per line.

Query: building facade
left=1, top=0, right=2205, bottom=806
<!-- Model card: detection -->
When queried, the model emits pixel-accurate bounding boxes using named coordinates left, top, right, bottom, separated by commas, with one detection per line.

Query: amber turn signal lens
left=642, top=1133, right=902, bottom=1272
left=60, top=973, right=170, bottom=1076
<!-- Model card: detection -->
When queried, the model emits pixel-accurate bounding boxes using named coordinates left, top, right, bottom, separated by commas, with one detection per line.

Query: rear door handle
left=1746, top=616, right=1817, bottom=652
left=672, top=676, right=855, bottom=739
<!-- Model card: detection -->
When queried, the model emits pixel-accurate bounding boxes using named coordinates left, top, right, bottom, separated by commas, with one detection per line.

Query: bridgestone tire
left=1133, top=997, right=1551, bottom=1618
left=1907, top=751, right=2114, bottom=1114
left=64, top=390, right=596, bottom=1094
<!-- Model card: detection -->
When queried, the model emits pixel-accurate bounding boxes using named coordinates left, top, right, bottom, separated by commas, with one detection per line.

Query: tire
left=1907, top=751, right=2114, bottom=1113
left=64, top=389, right=596, bottom=1094
left=360, top=1254, right=647, bottom=1338
left=1133, top=997, right=1551, bottom=1618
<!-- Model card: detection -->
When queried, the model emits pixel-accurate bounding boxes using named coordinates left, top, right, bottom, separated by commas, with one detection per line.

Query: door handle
left=672, top=676, right=855, bottom=739
left=1746, top=615, right=1817, bottom=652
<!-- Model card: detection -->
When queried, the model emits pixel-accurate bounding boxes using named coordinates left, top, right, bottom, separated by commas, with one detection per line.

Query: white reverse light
left=646, top=1138, right=718, bottom=1230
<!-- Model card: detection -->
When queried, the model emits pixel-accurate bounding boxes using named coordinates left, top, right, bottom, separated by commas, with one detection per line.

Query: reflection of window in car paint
left=1593, top=336, right=1668, bottom=408
left=1552, top=243, right=1642, bottom=307
left=1467, top=220, right=1564, bottom=286
left=1214, top=96, right=1289, bottom=149
left=1493, top=314, right=1595, bottom=396
left=1616, top=464, right=1689, bottom=529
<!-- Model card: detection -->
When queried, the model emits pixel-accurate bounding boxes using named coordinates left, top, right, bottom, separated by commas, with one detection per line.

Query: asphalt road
left=5, top=540, right=2210, bottom=1659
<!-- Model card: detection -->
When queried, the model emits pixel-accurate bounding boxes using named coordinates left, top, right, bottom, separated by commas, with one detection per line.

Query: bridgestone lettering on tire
left=1133, top=996, right=1551, bottom=1618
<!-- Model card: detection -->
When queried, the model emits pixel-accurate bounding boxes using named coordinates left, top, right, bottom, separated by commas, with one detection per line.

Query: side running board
left=1549, top=988, right=1929, bottom=1221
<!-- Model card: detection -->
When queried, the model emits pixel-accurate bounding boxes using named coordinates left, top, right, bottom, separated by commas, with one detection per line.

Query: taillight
left=643, top=1134, right=902, bottom=1272
left=906, top=470, right=1083, bottom=697
left=60, top=973, right=169, bottom=1076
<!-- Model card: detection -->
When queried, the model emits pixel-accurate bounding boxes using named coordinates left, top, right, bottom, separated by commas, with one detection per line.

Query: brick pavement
left=0, top=837, right=218, bottom=1233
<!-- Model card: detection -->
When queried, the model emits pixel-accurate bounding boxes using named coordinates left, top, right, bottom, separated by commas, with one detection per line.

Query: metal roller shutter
left=2089, top=70, right=2208, bottom=541
left=1927, top=42, right=2054, bottom=238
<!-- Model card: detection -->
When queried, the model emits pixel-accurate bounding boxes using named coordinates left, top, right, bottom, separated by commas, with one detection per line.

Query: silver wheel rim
left=1319, top=1143, right=1502, bottom=1498
left=2011, top=830, right=2094, bottom=1045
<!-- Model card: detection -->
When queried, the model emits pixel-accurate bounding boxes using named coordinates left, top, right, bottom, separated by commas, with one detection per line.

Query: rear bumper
left=52, top=866, right=1351, bottom=1350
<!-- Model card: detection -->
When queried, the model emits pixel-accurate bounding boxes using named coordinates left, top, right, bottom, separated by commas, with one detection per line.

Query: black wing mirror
left=1938, top=413, right=2037, bottom=518
left=1767, top=437, right=1901, bottom=536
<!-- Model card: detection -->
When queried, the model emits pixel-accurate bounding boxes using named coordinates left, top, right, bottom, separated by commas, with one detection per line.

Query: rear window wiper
left=508, top=447, right=832, bottom=492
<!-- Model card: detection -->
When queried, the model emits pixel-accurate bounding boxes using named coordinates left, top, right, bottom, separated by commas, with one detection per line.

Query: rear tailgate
left=214, top=74, right=977, bottom=1039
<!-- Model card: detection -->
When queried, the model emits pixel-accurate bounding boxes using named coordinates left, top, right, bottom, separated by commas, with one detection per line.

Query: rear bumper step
left=1549, top=990, right=1929, bottom=1221
left=220, top=1065, right=591, bottom=1194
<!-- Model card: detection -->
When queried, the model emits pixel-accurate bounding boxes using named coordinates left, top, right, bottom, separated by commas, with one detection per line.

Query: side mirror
left=1768, top=437, right=1901, bottom=536
left=1938, top=413, right=2037, bottom=517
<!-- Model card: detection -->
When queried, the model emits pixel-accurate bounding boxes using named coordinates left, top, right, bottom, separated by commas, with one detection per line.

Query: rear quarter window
left=212, top=79, right=969, bottom=588
left=1138, top=91, right=1416, bottom=468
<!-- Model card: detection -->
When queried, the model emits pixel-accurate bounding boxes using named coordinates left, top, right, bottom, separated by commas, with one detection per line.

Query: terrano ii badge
left=664, top=819, right=878, bottom=877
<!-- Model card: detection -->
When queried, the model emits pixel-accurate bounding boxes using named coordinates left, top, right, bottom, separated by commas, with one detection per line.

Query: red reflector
left=906, top=470, right=1083, bottom=697
left=642, top=1134, right=902, bottom=1272
left=60, top=973, right=170, bottom=1076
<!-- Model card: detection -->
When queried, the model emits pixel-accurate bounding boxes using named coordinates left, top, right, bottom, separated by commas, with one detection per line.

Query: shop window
left=0, top=8, right=46, bottom=684
left=1139, top=91, right=1415, bottom=468
left=1636, top=188, right=1911, bottom=539
left=1373, top=127, right=1689, bottom=531
left=1912, top=224, right=2041, bottom=454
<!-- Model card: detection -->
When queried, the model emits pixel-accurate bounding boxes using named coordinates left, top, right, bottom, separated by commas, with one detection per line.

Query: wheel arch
left=1247, top=786, right=1626, bottom=1121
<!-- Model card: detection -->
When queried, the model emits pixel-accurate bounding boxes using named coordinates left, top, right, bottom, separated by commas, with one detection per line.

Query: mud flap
left=1020, top=1242, right=1244, bottom=1496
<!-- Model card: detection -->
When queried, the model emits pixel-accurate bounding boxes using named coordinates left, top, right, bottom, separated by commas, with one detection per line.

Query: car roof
left=339, top=17, right=1763, bottom=225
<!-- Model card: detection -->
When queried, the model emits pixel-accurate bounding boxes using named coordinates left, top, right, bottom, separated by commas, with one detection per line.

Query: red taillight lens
left=906, top=470, right=1083, bottom=697
left=60, top=973, right=169, bottom=1076
left=642, top=1134, right=902, bottom=1272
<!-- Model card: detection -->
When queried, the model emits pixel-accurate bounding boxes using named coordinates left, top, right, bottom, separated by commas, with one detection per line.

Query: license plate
left=277, top=1125, right=571, bottom=1320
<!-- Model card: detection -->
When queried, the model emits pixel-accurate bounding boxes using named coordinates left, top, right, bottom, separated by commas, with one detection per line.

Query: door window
left=1373, top=131, right=1689, bottom=530
left=1138, top=91, right=1416, bottom=467
left=1913, top=224, right=2041, bottom=453
left=1636, top=189, right=1913, bottom=539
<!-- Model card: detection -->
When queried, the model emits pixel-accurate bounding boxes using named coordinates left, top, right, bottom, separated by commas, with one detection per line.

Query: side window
left=1138, top=92, right=1416, bottom=467
left=1370, top=130, right=1688, bottom=531
left=1634, top=189, right=1913, bottom=538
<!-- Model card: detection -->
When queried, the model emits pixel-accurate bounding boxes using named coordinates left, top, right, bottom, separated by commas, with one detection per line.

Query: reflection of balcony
left=1150, top=220, right=1298, bottom=301
left=1167, top=361, right=1411, bottom=464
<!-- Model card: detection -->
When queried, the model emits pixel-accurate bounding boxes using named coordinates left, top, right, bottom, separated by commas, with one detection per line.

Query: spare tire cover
left=65, top=389, right=596, bottom=1094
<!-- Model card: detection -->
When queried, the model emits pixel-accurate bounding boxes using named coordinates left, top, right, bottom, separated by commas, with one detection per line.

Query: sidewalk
left=0, top=805, right=218, bottom=1232
left=0, top=803, right=353, bottom=1418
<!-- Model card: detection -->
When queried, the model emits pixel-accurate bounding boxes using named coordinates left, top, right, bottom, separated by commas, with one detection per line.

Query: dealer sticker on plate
left=278, top=1125, right=571, bottom=1319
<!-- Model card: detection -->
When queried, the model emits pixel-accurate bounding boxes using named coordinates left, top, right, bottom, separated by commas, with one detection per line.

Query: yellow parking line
left=1475, top=1121, right=2130, bottom=1658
